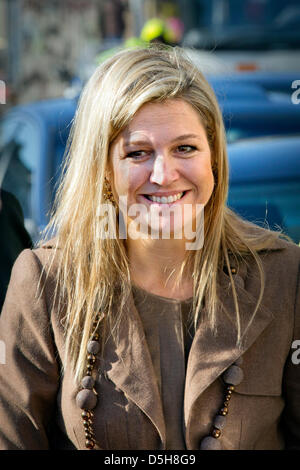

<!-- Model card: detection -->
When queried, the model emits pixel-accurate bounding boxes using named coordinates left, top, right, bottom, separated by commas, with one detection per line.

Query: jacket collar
left=101, top=293, right=166, bottom=447
left=100, top=252, right=277, bottom=449
left=183, top=260, right=275, bottom=447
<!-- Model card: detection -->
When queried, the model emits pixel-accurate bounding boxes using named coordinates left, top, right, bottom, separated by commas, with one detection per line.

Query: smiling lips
left=143, top=191, right=187, bottom=204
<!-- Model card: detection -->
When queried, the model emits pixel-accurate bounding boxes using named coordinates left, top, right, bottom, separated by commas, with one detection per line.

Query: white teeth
left=147, top=192, right=183, bottom=203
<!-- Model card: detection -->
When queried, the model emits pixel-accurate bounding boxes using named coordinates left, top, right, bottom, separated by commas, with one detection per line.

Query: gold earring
left=103, top=177, right=115, bottom=203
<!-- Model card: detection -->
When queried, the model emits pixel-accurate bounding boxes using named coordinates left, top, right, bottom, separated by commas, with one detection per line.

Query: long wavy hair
left=41, top=45, right=280, bottom=383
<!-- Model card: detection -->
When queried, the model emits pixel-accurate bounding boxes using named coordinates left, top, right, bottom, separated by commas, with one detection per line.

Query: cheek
left=113, top=162, right=148, bottom=198
left=187, top=159, right=215, bottom=206
left=189, top=158, right=214, bottom=187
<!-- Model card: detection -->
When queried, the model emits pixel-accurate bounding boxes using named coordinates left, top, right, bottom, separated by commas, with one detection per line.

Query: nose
left=150, top=154, right=179, bottom=186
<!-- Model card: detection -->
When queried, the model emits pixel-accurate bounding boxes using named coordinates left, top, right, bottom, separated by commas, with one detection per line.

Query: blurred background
left=1, top=0, right=300, bottom=106
left=0, top=0, right=300, bottom=308
left=1, top=0, right=181, bottom=106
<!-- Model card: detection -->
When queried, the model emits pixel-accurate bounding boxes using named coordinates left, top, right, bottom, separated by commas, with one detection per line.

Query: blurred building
left=0, top=0, right=182, bottom=106
left=2, top=0, right=104, bottom=105
left=2, top=0, right=300, bottom=106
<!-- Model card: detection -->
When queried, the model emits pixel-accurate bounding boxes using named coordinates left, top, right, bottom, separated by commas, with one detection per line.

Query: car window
left=183, top=0, right=300, bottom=49
left=228, top=180, right=300, bottom=243
left=226, top=127, right=288, bottom=143
left=226, top=122, right=300, bottom=143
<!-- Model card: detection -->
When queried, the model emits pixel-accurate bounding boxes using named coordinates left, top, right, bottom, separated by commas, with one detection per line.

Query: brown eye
left=126, top=150, right=148, bottom=160
left=177, top=145, right=197, bottom=153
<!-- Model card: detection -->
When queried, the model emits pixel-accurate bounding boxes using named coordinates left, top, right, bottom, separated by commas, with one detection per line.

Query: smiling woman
left=108, top=99, right=214, bottom=267
left=0, top=46, right=299, bottom=451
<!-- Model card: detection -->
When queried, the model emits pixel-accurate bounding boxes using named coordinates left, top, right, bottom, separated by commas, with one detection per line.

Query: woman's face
left=108, top=99, right=215, bottom=241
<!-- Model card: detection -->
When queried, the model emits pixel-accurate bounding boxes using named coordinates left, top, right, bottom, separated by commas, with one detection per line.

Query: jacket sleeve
left=0, top=249, right=60, bottom=450
left=281, top=254, right=300, bottom=449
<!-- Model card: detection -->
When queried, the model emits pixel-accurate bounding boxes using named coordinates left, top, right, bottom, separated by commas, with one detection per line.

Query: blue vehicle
left=0, top=97, right=77, bottom=240
left=222, top=100, right=300, bottom=143
left=228, top=135, right=300, bottom=244
left=210, top=72, right=300, bottom=97
left=182, top=0, right=300, bottom=74
left=209, top=76, right=300, bottom=142
left=1, top=89, right=300, bottom=242
left=209, top=79, right=270, bottom=103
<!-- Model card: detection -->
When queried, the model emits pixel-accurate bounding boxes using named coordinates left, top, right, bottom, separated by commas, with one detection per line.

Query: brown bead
left=85, top=439, right=95, bottom=449
left=83, top=418, right=93, bottom=426
left=87, top=354, right=96, bottom=364
left=223, top=400, right=230, bottom=407
left=92, top=333, right=100, bottom=341
left=219, top=407, right=228, bottom=416
left=84, top=417, right=92, bottom=424
left=81, top=376, right=95, bottom=389
left=87, top=341, right=100, bottom=355
left=76, top=389, right=97, bottom=410
left=81, top=410, right=90, bottom=419
left=225, top=394, right=232, bottom=401
left=226, top=385, right=235, bottom=392
left=230, top=267, right=237, bottom=274
left=223, top=365, right=244, bottom=386
left=87, top=364, right=94, bottom=372
left=211, top=428, right=221, bottom=438
left=213, top=415, right=227, bottom=430
left=200, top=436, right=222, bottom=450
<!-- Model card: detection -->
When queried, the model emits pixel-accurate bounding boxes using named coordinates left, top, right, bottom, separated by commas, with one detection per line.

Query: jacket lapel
left=102, top=292, right=166, bottom=447
left=99, top=252, right=277, bottom=450
left=184, top=259, right=275, bottom=447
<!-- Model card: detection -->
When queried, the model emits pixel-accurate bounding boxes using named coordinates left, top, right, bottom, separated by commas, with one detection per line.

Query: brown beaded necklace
left=199, top=356, right=243, bottom=450
left=75, top=314, right=101, bottom=449
left=75, top=314, right=244, bottom=450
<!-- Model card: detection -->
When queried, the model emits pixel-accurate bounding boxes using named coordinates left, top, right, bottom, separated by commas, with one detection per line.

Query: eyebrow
left=171, top=133, right=201, bottom=143
left=124, top=134, right=201, bottom=146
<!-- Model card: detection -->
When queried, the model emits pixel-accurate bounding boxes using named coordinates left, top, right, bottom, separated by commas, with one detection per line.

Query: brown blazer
left=0, top=235, right=299, bottom=450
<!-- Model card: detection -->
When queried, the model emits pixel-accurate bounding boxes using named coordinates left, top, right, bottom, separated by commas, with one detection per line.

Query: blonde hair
left=41, top=45, right=281, bottom=383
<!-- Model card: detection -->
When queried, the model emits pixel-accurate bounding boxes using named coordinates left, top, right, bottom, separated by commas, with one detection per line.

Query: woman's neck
left=126, top=237, right=193, bottom=300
